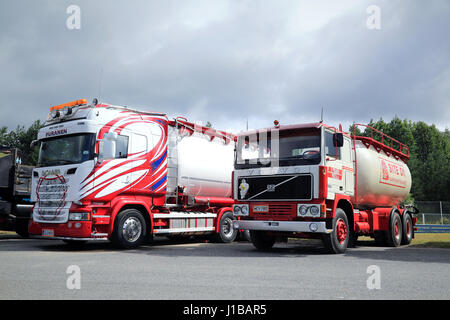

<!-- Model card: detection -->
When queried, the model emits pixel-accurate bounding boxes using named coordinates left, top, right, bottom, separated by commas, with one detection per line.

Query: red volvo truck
left=232, top=122, right=416, bottom=253
left=28, top=99, right=238, bottom=248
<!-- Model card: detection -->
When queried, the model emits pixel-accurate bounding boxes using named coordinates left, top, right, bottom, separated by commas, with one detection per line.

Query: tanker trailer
left=353, top=135, right=412, bottom=209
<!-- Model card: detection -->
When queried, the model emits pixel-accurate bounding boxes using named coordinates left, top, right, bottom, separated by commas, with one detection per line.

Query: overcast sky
left=1, top=0, right=449, bottom=133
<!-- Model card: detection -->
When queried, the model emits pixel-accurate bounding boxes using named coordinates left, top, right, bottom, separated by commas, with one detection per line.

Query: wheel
left=15, top=219, right=29, bottom=238
left=348, top=232, right=358, bottom=248
left=385, top=212, right=402, bottom=247
left=111, top=209, right=147, bottom=249
left=241, top=229, right=251, bottom=242
left=216, top=211, right=238, bottom=243
left=374, top=231, right=387, bottom=246
left=250, top=230, right=276, bottom=250
left=401, top=213, right=413, bottom=245
left=323, top=208, right=349, bottom=254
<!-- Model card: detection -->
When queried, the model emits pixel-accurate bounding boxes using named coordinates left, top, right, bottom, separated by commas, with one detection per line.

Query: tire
left=250, top=230, right=276, bottom=251
left=323, top=208, right=349, bottom=254
left=15, top=219, right=29, bottom=238
left=401, top=213, right=413, bottom=245
left=111, top=209, right=147, bottom=249
left=385, top=211, right=402, bottom=247
left=241, top=229, right=252, bottom=242
left=216, top=211, right=238, bottom=243
left=348, top=232, right=358, bottom=248
left=374, top=231, right=387, bottom=246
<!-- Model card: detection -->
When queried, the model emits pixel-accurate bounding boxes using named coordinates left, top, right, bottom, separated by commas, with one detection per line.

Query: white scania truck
left=28, top=98, right=237, bottom=248
left=232, top=121, right=417, bottom=253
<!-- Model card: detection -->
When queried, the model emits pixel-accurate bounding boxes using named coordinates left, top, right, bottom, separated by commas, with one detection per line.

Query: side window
left=342, top=138, right=352, bottom=163
left=115, top=135, right=129, bottom=158
left=325, top=131, right=340, bottom=159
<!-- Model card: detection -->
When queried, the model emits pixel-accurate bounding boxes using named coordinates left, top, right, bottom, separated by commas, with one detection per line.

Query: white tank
left=352, top=140, right=411, bottom=209
left=167, top=127, right=234, bottom=199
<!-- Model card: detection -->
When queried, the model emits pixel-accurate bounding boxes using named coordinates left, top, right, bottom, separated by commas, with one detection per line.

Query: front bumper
left=234, top=220, right=332, bottom=234
left=28, top=220, right=108, bottom=240
left=29, top=235, right=108, bottom=241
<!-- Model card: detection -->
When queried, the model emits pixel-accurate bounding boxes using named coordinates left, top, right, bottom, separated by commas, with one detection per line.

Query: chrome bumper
left=234, top=220, right=332, bottom=234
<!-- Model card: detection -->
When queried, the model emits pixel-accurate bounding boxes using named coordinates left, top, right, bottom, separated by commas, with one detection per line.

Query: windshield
left=235, top=129, right=321, bottom=169
left=38, top=133, right=96, bottom=167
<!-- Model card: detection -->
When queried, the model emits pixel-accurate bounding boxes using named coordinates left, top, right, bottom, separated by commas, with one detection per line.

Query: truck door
left=93, top=130, right=132, bottom=199
left=324, top=130, right=343, bottom=197
left=128, top=132, right=149, bottom=190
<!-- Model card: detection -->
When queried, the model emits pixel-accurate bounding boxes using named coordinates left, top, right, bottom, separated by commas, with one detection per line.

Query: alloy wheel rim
left=122, top=217, right=142, bottom=243
left=222, top=217, right=234, bottom=238
left=336, top=218, right=348, bottom=244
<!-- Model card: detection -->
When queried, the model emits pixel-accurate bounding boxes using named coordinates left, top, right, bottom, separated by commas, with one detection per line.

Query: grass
left=409, top=233, right=450, bottom=249
left=359, top=233, right=450, bottom=249
left=0, top=230, right=16, bottom=236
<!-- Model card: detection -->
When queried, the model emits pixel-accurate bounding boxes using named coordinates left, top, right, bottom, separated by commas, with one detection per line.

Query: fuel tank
left=353, top=139, right=411, bottom=209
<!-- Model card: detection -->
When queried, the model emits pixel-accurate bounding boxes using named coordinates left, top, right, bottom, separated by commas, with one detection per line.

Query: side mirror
left=333, top=133, right=344, bottom=147
left=30, top=140, right=39, bottom=148
left=99, top=132, right=117, bottom=161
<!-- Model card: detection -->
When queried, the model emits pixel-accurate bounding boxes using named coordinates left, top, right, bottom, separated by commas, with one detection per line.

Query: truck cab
left=0, top=147, right=33, bottom=236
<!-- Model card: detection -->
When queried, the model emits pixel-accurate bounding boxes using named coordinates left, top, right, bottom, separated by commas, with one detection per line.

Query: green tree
left=353, top=117, right=450, bottom=201
left=0, top=120, right=42, bottom=165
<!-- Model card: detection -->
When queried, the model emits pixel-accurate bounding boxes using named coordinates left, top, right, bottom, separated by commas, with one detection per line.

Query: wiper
left=282, top=156, right=305, bottom=160
left=38, top=159, right=77, bottom=167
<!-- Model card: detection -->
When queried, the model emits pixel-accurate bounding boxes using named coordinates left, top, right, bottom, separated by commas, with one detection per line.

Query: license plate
left=253, top=205, right=269, bottom=213
left=42, top=229, right=54, bottom=237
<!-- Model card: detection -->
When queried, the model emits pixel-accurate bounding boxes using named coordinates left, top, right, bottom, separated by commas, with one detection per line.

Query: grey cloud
left=0, top=0, right=448, bottom=133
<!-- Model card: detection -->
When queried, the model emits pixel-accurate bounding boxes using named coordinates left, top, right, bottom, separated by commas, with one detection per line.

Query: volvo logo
left=266, top=184, right=276, bottom=192
left=239, top=179, right=249, bottom=199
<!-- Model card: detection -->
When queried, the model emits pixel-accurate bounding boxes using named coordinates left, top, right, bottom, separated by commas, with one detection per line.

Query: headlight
left=309, top=223, right=319, bottom=232
left=61, top=106, right=72, bottom=116
left=50, top=109, right=60, bottom=118
left=310, top=205, right=320, bottom=216
left=298, top=205, right=308, bottom=216
left=297, top=204, right=321, bottom=217
left=68, top=212, right=90, bottom=221
left=233, top=205, right=249, bottom=216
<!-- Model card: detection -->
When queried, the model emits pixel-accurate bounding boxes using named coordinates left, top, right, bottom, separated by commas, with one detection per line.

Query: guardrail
left=415, top=224, right=450, bottom=233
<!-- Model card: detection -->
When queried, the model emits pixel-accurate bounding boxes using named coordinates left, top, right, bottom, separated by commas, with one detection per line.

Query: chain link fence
left=415, top=201, right=450, bottom=225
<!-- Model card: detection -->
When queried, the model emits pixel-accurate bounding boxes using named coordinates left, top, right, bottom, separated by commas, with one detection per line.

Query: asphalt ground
left=0, top=235, right=449, bottom=300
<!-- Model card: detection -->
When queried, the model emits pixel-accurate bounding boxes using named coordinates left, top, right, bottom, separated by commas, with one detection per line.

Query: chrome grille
left=269, top=204, right=295, bottom=215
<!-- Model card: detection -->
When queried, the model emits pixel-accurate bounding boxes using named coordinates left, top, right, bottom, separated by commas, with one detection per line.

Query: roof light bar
left=49, top=98, right=87, bottom=119
left=50, top=99, right=87, bottom=113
